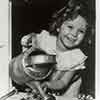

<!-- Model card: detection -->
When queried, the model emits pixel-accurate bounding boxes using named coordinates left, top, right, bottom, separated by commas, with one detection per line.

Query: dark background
left=11, top=0, right=67, bottom=57
left=11, top=0, right=95, bottom=97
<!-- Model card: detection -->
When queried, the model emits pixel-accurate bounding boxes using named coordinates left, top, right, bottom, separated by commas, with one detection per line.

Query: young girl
left=40, top=6, right=89, bottom=100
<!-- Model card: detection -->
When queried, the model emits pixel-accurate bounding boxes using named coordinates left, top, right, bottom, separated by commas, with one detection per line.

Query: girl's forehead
left=63, top=15, right=87, bottom=29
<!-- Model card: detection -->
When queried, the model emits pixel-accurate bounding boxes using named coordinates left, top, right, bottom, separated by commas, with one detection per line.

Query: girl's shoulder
left=56, top=49, right=88, bottom=71
left=57, top=49, right=87, bottom=59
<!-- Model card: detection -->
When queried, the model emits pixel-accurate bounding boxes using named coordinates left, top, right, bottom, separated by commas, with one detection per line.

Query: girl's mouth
left=65, top=35, right=77, bottom=43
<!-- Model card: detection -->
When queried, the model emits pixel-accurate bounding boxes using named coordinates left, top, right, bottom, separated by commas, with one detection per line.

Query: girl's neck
left=56, top=38, right=69, bottom=52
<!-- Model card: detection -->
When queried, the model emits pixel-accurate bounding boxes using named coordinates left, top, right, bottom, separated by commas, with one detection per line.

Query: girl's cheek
left=78, top=34, right=85, bottom=43
left=63, top=29, right=69, bottom=35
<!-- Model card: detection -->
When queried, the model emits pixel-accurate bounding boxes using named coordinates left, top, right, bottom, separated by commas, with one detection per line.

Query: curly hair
left=49, top=0, right=95, bottom=47
left=49, top=0, right=94, bottom=32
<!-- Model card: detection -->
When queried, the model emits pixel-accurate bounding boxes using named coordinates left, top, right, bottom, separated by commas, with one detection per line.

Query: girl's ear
left=57, top=28, right=60, bottom=32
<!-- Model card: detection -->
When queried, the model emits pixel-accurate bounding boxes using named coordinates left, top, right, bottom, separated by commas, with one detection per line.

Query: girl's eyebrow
left=63, top=22, right=73, bottom=27
left=67, top=25, right=73, bottom=29
left=81, top=26, right=87, bottom=30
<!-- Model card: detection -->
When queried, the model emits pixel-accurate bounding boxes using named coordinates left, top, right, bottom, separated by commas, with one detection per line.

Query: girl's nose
left=71, top=29, right=78, bottom=37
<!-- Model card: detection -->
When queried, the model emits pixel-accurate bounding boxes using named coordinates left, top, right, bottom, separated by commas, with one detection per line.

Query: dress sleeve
left=37, top=30, right=56, bottom=55
left=56, top=49, right=87, bottom=71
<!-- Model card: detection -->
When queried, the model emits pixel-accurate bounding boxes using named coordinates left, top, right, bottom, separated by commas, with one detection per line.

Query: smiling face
left=58, top=15, right=87, bottom=50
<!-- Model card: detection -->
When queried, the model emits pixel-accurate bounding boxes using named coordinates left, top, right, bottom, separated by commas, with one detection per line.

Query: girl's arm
left=43, top=70, right=75, bottom=90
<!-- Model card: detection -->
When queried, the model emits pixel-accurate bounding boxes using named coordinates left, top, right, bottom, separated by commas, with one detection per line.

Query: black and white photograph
left=0, top=0, right=97, bottom=100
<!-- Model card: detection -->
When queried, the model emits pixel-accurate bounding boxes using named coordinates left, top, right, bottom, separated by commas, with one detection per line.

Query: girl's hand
left=41, top=82, right=53, bottom=94
left=21, top=34, right=32, bottom=47
left=21, top=33, right=37, bottom=48
left=41, top=82, right=49, bottom=92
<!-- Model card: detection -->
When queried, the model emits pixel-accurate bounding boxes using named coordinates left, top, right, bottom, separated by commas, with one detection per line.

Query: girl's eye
left=79, top=30, right=85, bottom=34
left=67, top=25, right=73, bottom=29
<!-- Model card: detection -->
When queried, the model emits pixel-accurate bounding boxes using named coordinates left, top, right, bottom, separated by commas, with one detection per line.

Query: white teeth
left=66, top=36, right=77, bottom=42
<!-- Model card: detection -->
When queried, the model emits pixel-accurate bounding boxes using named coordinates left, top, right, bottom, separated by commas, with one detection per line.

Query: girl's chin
left=66, top=45, right=75, bottom=48
left=60, top=37, right=78, bottom=49
left=63, top=40, right=74, bottom=47
left=63, top=40, right=79, bottom=48
left=64, top=42, right=78, bottom=48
